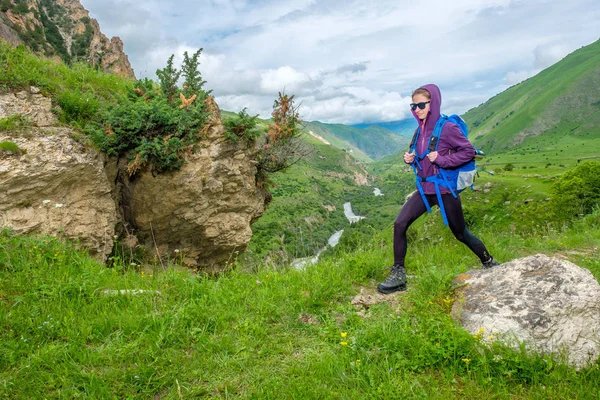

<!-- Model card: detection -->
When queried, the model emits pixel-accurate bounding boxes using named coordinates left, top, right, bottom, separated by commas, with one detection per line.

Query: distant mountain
left=351, top=119, right=417, bottom=138
left=305, top=121, right=411, bottom=160
left=465, top=39, right=600, bottom=155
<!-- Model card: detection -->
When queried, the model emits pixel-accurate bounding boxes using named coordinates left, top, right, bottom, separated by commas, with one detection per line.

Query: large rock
left=452, top=254, right=600, bottom=368
left=1, top=89, right=266, bottom=270
left=116, top=98, right=267, bottom=271
left=0, top=127, right=118, bottom=260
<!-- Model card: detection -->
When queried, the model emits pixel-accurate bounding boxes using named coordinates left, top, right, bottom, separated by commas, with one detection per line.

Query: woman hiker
left=377, top=84, right=499, bottom=295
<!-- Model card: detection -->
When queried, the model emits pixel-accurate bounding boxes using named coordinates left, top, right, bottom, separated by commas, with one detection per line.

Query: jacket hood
left=411, top=83, right=441, bottom=133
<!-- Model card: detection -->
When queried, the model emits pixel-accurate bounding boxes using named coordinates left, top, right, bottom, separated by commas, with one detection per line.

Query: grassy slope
left=306, top=121, right=410, bottom=160
left=0, top=40, right=130, bottom=111
left=1, top=207, right=599, bottom=399
left=352, top=119, right=417, bottom=138
left=304, top=121, right=372, bottom=162
left=466, top=39, right=600, bottom=166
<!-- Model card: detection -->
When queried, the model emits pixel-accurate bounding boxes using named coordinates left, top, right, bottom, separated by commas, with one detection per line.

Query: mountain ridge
left=0, top=0, right=134, bottom=78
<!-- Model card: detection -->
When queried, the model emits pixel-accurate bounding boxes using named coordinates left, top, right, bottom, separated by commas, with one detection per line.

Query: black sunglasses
left=410, top=101, right=430, bottom=111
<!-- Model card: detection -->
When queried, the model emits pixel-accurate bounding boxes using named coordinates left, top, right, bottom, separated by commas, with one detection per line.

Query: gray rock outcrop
left=452, top=254, right=600, bottom=368
left=0, top=92, right=118, bottom=259
left=0, top=88, right=57, bottom=127
left=1, top=90, right=267, bottom=271
left=112, top=98, right=267, bottom=271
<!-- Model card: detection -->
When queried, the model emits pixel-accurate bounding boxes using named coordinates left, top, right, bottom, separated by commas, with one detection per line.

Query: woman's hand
left=426, top=151, right=438, bottom=162
left=403, top=152, right=415, bottom=164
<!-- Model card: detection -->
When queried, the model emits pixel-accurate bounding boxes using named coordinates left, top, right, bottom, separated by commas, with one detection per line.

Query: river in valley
left=291, top=188, right=383, bottom=269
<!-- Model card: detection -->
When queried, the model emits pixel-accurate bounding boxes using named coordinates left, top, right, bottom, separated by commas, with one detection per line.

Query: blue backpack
left=408, top=114, right=484, bottom=225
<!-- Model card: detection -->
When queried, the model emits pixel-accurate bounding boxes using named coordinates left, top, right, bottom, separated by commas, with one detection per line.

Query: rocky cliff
left=107, top=97, right=268, bottom=271
left=0, top=87, right=118, bottom=260
left=0, top=0, right=134, bottom=78
left=0, top=89, right=267, bottom=270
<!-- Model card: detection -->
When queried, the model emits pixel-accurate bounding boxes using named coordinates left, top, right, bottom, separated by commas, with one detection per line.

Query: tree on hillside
left=181, top=49, right=207, bottom=98
left=156, top=55, right=181, bottom=104
left=255, top=92, right=311, bottom=187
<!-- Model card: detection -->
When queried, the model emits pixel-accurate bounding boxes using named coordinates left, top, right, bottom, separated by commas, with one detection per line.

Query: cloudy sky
left=80, top=0, right=600, bottom=124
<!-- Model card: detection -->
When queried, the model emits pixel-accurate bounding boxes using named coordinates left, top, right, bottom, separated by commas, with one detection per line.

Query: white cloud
left=504, top=70, right=534, bottom=85
left=259, top=66, right=315, bottom=94
left=80, top=0, right=600, bottom=124
left=533, top=43, right=571, bottom=69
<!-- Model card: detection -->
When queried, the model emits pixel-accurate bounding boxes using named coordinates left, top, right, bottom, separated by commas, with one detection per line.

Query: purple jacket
left=409, top=84, right=475, bottom=194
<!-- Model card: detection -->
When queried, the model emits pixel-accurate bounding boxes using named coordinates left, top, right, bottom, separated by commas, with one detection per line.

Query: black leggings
left=393, top=191, right=490, bottom=266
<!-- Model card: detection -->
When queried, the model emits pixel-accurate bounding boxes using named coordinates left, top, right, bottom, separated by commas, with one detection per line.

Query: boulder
left=0, top=128, right=118, bottom=260
left=452, top=254, right=600, bottom=368
left=117, top=98, right=267, bottom=271
left=1, top=90, right=266, bottom=271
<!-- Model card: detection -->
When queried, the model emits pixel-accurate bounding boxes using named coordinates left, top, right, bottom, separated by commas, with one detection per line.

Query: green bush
left=503, top=163, right=514, bottom=171
left=551, top=161, right=600, bottom=220
left=13, top=0, right=29, bottom=14
left=224, top=108, right=261, bottom=142
left=0, top=0, right=11, bottom=12
left=88, top=78, right=209, bottom=175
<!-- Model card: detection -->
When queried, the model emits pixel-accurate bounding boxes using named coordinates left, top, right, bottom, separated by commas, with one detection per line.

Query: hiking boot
left=377, top=264, right=407, bottom=294
left=482, top=257, right=500, bottom=269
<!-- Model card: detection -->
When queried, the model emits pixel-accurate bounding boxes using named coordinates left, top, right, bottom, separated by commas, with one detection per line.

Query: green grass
left=1, top=202, right=599, bottom=398
left=0, top=141, right=21, bottom=154
left=0, top=114, right=30, bottom=132
left=0, top=40, right=132, bottom=127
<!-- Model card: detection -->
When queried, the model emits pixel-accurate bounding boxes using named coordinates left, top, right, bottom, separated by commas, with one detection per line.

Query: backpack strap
left=408, top=127, right=424, bottom=171
left=409, top=114, right=457, bottom=226
left=408, top=127, right=419, bottom=152
left=428, top=114, right=448, bottom=153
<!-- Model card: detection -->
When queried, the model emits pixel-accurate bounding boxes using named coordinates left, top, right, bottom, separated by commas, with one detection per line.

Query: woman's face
left=411, top=93, right=430, bottom=120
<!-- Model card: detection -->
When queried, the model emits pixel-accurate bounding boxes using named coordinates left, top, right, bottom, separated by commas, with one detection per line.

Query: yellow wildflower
left=340, top=332, right=348, bottom=338
left=340, top=341, right=348, bottom=346
left=473, top=327, right=485, bottom=340
left=462, top=358, right=471, bottom=364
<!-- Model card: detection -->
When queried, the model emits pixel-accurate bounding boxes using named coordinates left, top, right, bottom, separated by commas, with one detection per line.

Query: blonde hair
left=412, top=88, right=431, bottom=99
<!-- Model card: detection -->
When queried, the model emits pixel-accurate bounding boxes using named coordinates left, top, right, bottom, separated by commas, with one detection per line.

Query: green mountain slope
left=465, top=39, right=600, bottom=166
left=352, top=118, right=417, bottom=138
left=305, top=120, right=411, bottom=160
